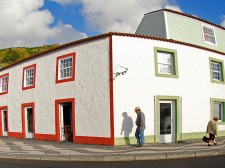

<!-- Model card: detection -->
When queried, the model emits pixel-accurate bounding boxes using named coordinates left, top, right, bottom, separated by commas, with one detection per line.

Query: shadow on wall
left=120, top=112, right=133, bottom=145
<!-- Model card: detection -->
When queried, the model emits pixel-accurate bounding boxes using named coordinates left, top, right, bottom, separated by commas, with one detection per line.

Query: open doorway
left=22, top=102, right=35, bottom=139
left=1, top=109, right=8, bottom=136
left=25, top=107, right=34, bottom=138
left=55, top=98, right=75, bottom=142
left=60, top=102, right=73, bottom=142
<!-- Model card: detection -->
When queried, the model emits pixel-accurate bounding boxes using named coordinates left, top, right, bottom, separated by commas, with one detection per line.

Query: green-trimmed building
left=136, top=9, right=225, bottom=53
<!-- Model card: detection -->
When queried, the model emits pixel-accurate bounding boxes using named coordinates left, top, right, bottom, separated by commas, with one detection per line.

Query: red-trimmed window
left=0, top=73, right=9, bottom=95
left=22, top=64, right=36, bottom=90
left=56, top=52, right=75, bottom=84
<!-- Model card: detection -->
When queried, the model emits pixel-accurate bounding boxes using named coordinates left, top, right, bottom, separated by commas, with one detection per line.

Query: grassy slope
left=0, top=44, right=59, bottom=68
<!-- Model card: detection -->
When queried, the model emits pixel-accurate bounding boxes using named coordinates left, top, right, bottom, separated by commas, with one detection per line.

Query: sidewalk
left=0, top=136, right=224, bottom=162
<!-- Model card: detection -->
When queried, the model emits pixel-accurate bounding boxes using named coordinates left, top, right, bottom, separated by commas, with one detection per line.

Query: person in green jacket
left=206, top=117, right=218, bottom=146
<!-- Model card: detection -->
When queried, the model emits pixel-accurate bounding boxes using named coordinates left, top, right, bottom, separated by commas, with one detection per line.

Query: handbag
left=202, top=136, right=209, bottom=143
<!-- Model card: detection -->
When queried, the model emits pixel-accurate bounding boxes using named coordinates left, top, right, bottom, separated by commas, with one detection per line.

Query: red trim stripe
left=75, top=136, right=114, bottom=146
left=8, top=132, right=23, bottom=138
left=109, top=35, right=114, bottom=145
left=34, top=134, right=57, bottom=141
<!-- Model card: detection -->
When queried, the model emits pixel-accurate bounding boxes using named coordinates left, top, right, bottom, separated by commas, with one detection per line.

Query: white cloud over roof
left=0, top=0, right=87, bottom=48
left=221, top=15, right=225, bottom=27
left=51, top=0, right=180, bottom=33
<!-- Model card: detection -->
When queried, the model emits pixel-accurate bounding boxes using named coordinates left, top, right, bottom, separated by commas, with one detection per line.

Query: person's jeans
left=135, top=127, right=145, bottom=145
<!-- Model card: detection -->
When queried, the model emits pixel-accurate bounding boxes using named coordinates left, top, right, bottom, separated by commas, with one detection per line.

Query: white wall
left=0, top=37, right=111, bottom=138
left=112, top=35, right=225, bottom=138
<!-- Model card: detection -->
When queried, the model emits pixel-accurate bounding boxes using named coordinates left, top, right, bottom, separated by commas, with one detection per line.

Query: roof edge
left=110, top=32, right=225, bottom=56
left=0, top=33, right=110, bottom=71
left=1, top=32, right=225, bottom=72
left=145, top=8, right=225, bottom=31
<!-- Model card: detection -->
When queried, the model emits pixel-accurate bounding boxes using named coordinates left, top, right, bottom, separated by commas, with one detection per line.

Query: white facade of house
left=112, top=35, right=225, bottom=145
left=0, top=32, right=225, bottom=146
left=0, top=37, right=113, bottom=145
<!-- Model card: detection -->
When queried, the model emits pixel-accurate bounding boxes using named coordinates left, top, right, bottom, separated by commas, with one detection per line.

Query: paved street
left=0, top=155, right=225, bottom=168
left=0, top=136, right=224, bottom=162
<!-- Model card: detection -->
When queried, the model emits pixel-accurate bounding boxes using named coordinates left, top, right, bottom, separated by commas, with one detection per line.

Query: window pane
left=25, top=68, right=34, bottom=87
left=203, top=26, right=216, bottom=44
left=0, top=76, right=7, bottom=92
left=160, top=103, right=171, bottom=135
left=211, top=62, right=222, bottom=81
left=157, top=52, right=173, bottom=74
left=59, top=56, right=73, bottom=79
left=214, top=102, right=223, bottom=121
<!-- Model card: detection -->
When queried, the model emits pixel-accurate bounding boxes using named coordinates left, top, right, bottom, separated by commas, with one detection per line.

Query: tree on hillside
left=2, top=49, right=21, bottom=63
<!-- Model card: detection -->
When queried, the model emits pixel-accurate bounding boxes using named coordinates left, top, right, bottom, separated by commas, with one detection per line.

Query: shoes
left=214, top=143, right=217, bottom=145
left=208, top=144, right=212, bottom=146
left=136, top=144, right=144, bottom=147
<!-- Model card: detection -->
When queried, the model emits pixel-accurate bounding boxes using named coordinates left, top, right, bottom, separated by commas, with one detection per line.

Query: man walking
left=134, top=107, right=145, bottom=147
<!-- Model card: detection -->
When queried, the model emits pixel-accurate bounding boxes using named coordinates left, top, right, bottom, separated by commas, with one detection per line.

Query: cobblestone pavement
left=0, top=137, right=224, bottom=161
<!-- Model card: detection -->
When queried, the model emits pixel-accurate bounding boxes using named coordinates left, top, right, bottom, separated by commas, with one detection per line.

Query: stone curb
left=0, top=149, right=224, bottom=162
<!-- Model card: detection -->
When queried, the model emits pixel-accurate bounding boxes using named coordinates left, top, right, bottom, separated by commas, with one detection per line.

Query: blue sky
left=0, top=0, right=224, bottom=49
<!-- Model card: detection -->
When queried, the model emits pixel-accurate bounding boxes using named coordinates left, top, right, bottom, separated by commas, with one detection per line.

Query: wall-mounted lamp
left=113, top=64, right=128, bottom=80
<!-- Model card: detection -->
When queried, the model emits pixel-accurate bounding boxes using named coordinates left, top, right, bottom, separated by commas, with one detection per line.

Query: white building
left=0, top=10, right=225, bottom=146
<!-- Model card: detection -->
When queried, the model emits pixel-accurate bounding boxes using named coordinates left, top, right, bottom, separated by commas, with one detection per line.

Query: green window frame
left=209, top=57, right=225, bottom=84
left=210, top=98, right=225, bottom=125
left=154, top=47, right=179, bottom=78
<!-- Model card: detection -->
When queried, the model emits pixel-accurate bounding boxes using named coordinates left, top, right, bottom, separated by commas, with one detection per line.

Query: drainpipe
left=180, top=97, right=182, bottom=141
left=154, top=96, right=156, bottom=143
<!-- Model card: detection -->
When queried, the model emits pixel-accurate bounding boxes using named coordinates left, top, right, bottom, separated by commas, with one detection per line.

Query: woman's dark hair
left=213, top=117, right=219, bottom=121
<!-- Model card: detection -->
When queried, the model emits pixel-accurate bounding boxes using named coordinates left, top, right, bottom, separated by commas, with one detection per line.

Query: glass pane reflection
left=160, top=103, right=171, bottom=135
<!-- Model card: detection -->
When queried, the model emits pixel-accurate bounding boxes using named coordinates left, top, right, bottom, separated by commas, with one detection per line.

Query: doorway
left=25, top=106, right=34, bottom=138
left=60, top=103, right=72, bottom=142
left=159, top=101, right=176, bottom=143
left=155, top=96, right=180, bottom=143
left=1, top=109, right=8, bottom=136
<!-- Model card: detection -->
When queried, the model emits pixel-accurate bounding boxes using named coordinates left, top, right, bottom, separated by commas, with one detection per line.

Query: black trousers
left=209, top=133, right=215, bottom=140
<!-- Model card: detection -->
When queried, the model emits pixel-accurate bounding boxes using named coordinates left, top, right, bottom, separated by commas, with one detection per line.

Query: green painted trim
left=115, top=132, right=225, bottom=145
left=181, top=132, right=206, bottom=140
left=181, top=131, right=225, bottom=140
left=114, top=136, right=154, bottom=146
left=155, top=95, right=181, bottom=143
left=210, top=98, right=225, bottom=123
left=209, top=57, right=225, bottom=84
left=154, top=47, right=179, bottom=78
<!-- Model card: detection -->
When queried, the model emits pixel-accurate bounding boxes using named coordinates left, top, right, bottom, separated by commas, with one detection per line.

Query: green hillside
left=0, top=44, right=59, bottom=68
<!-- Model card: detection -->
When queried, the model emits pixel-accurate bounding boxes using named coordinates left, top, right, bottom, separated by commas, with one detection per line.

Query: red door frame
left=21, top=102, right=35, bottom=139
left=55, top=98, right=75, bottom=142
left=0, top=106, right=8, bottom=136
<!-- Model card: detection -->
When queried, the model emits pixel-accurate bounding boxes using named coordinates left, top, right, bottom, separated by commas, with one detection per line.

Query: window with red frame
left=0, top=73, right=9, bottom=95
left=56, top=52, right=75, bottom=83
left=22, top=64, right=36, bottom=90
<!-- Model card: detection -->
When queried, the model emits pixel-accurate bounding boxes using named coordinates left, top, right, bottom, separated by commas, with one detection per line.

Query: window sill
left=211, top=80, right=225, bottom=85
left=218, top=122, right=225, bottom=125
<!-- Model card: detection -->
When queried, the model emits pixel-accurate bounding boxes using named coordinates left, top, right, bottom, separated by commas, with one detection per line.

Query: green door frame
left=155, top=95, right=181, bottom=143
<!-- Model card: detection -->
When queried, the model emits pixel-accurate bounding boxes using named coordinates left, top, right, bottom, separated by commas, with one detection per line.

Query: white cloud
left=0, top=0, right=87, bottom=48
left=221, top=15, right=225, bottom=27
left=51, top=0, right=181, bottom=34
left=164, top=5, right=182, bottom=12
